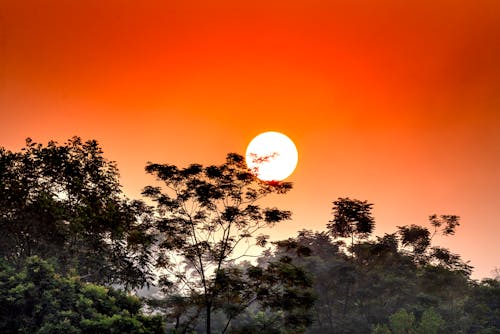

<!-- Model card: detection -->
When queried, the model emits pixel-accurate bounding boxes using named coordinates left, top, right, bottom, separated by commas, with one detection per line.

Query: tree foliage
left=0, top=256, right=164, bottom=334
left=465, top=279, right=500, bottom=333
left=397, top=215, right=472, bottom=274
left=143, top=153, right=295, bottom=333
left=269, top=199, right=495, bottom=334
left=327, top=198, right=375, bottom=252
left=372, top=308, right=445, bottom=334
left=0, top=137, right=154, bottom=288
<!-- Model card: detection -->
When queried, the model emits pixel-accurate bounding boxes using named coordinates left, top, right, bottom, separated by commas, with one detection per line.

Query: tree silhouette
left=327, top=197, right=375, bottom=255
left=397, top=215, right=472, bottom=274
left=143, top=153, right=293, bottom=334
left=0, top=137, right=154, bottom=288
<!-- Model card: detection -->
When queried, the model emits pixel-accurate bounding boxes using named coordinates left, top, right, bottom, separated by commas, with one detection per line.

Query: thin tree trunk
left=206, top=301, right=211, bottom=334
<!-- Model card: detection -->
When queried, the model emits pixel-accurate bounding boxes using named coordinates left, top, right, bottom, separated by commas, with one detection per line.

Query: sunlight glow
left=245, top=131, right=298, bottom=181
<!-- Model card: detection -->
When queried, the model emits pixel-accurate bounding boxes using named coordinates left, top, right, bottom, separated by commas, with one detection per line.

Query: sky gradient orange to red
left=1, top=0, right=499, bottom=278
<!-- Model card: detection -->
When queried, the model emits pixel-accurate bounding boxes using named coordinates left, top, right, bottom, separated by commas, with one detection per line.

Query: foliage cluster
left=0, top=256, right=163, bottom=334
left=0, top=137, right=154, bottom=289
left=268, top=198, right=498, bottom=334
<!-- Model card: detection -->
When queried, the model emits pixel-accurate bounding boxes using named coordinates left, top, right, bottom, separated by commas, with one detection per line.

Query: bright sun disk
left=245, top=131, right=298, bottom=181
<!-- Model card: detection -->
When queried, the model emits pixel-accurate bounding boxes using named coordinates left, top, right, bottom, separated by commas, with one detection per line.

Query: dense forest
left=0, top=138, right=498, bottom=333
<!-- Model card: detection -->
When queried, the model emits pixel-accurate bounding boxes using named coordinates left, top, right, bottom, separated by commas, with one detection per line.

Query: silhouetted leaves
left=398, top=224, right=431, bottom=256
left=327, top=198, right=375, bottom=249
left=429, top=214, right=460, bottom=236
left=143, top=153, right=294, bottom=333
left=0, top=138, right=154, bottom=289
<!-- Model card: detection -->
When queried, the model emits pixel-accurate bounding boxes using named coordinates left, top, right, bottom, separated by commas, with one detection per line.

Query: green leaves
left=0, top=257, right=164, bottom=334
left=371, top=308, right=445, bottom=334
left=388, top=309, right=416, bottom=334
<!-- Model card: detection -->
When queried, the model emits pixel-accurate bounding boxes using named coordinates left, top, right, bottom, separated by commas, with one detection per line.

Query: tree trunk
left=206, top=301, right=211, bottom=334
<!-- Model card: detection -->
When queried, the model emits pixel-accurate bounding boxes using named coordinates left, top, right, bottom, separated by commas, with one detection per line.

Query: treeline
left=0, top=138, right=498, bottom=333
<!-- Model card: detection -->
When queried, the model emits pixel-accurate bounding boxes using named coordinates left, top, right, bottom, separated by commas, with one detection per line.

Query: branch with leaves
left=143, top=153, right=293, bottom=334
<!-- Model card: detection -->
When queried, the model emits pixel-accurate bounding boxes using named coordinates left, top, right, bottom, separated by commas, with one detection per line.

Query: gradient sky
left=1, top=0, right=499, bottom=279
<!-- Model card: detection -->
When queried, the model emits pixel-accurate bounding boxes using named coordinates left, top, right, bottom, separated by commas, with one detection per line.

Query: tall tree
left=143, top=153, right=293, bottom=334
left=0, top=137, right=154, bottom=288
left=327, top=197, right=375, bottom=255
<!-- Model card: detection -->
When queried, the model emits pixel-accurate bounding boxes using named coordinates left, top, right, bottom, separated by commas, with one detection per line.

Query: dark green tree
left=0, top=256, right=164, bottom=334
left=417, top=308, right=445, bottom=334
left=388, top=309, right=416, bottom=334
left=0, top=137, right=155, bottom=288
left=143, top=153, right=293, bottom=334
left=465, top=279, right=500, bottom=333
left=372, top=308, right=444, bottom=334
left=266, top=230, right=347, bottom=332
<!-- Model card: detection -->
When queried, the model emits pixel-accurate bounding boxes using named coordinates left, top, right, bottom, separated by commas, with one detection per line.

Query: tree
left=397, top=225, right=431, bottom=264
left=397, top=215, right=472, bottom=275
left=215, top=257, right=315, bottom=333
left=465, top=279, right=500, bottom=333
left=327, top=198, right=375, bottom=254
left=275, top=201, right=475, bottom=333
left=371, top=308, right=444, bottom=334
left=142, top=153, right=293, bottom=334
left=266, top=231, right=350, bottom=333
left=0, top=137, right=154, bottom=288
left=388, top=309, right=416, bottom=334
left=417, top=308, right=444, bottom=334
left=0, top=256, right=164, bottom=334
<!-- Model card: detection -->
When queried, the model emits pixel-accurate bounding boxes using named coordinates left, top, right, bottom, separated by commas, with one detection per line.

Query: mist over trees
left=0, top=138, right=498, bottom=333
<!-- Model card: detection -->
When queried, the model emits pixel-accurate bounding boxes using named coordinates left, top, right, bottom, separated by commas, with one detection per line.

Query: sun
left=245, top=131, right=298, bottom=181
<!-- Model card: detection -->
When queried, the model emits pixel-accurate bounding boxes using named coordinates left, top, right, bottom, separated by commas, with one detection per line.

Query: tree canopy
left=267, top=202, right=496, bottom=334
left=143, top=153, right=310, bottom=333
left=0, top=137, right=154, bottom=289
left=0, top=256, right=164, bottom=334
left=327, top=198, right=375, bottom=253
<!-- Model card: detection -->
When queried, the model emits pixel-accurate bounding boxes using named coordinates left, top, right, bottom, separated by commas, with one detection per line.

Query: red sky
left=1, top=0, right=499, bottom=278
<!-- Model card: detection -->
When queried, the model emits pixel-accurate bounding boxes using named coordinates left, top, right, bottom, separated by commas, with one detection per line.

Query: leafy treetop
left=142, top=153, right=293, bottom=334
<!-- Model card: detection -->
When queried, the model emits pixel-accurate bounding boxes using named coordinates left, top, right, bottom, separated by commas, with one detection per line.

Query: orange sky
left=1, top=0, right=499, bottom=279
